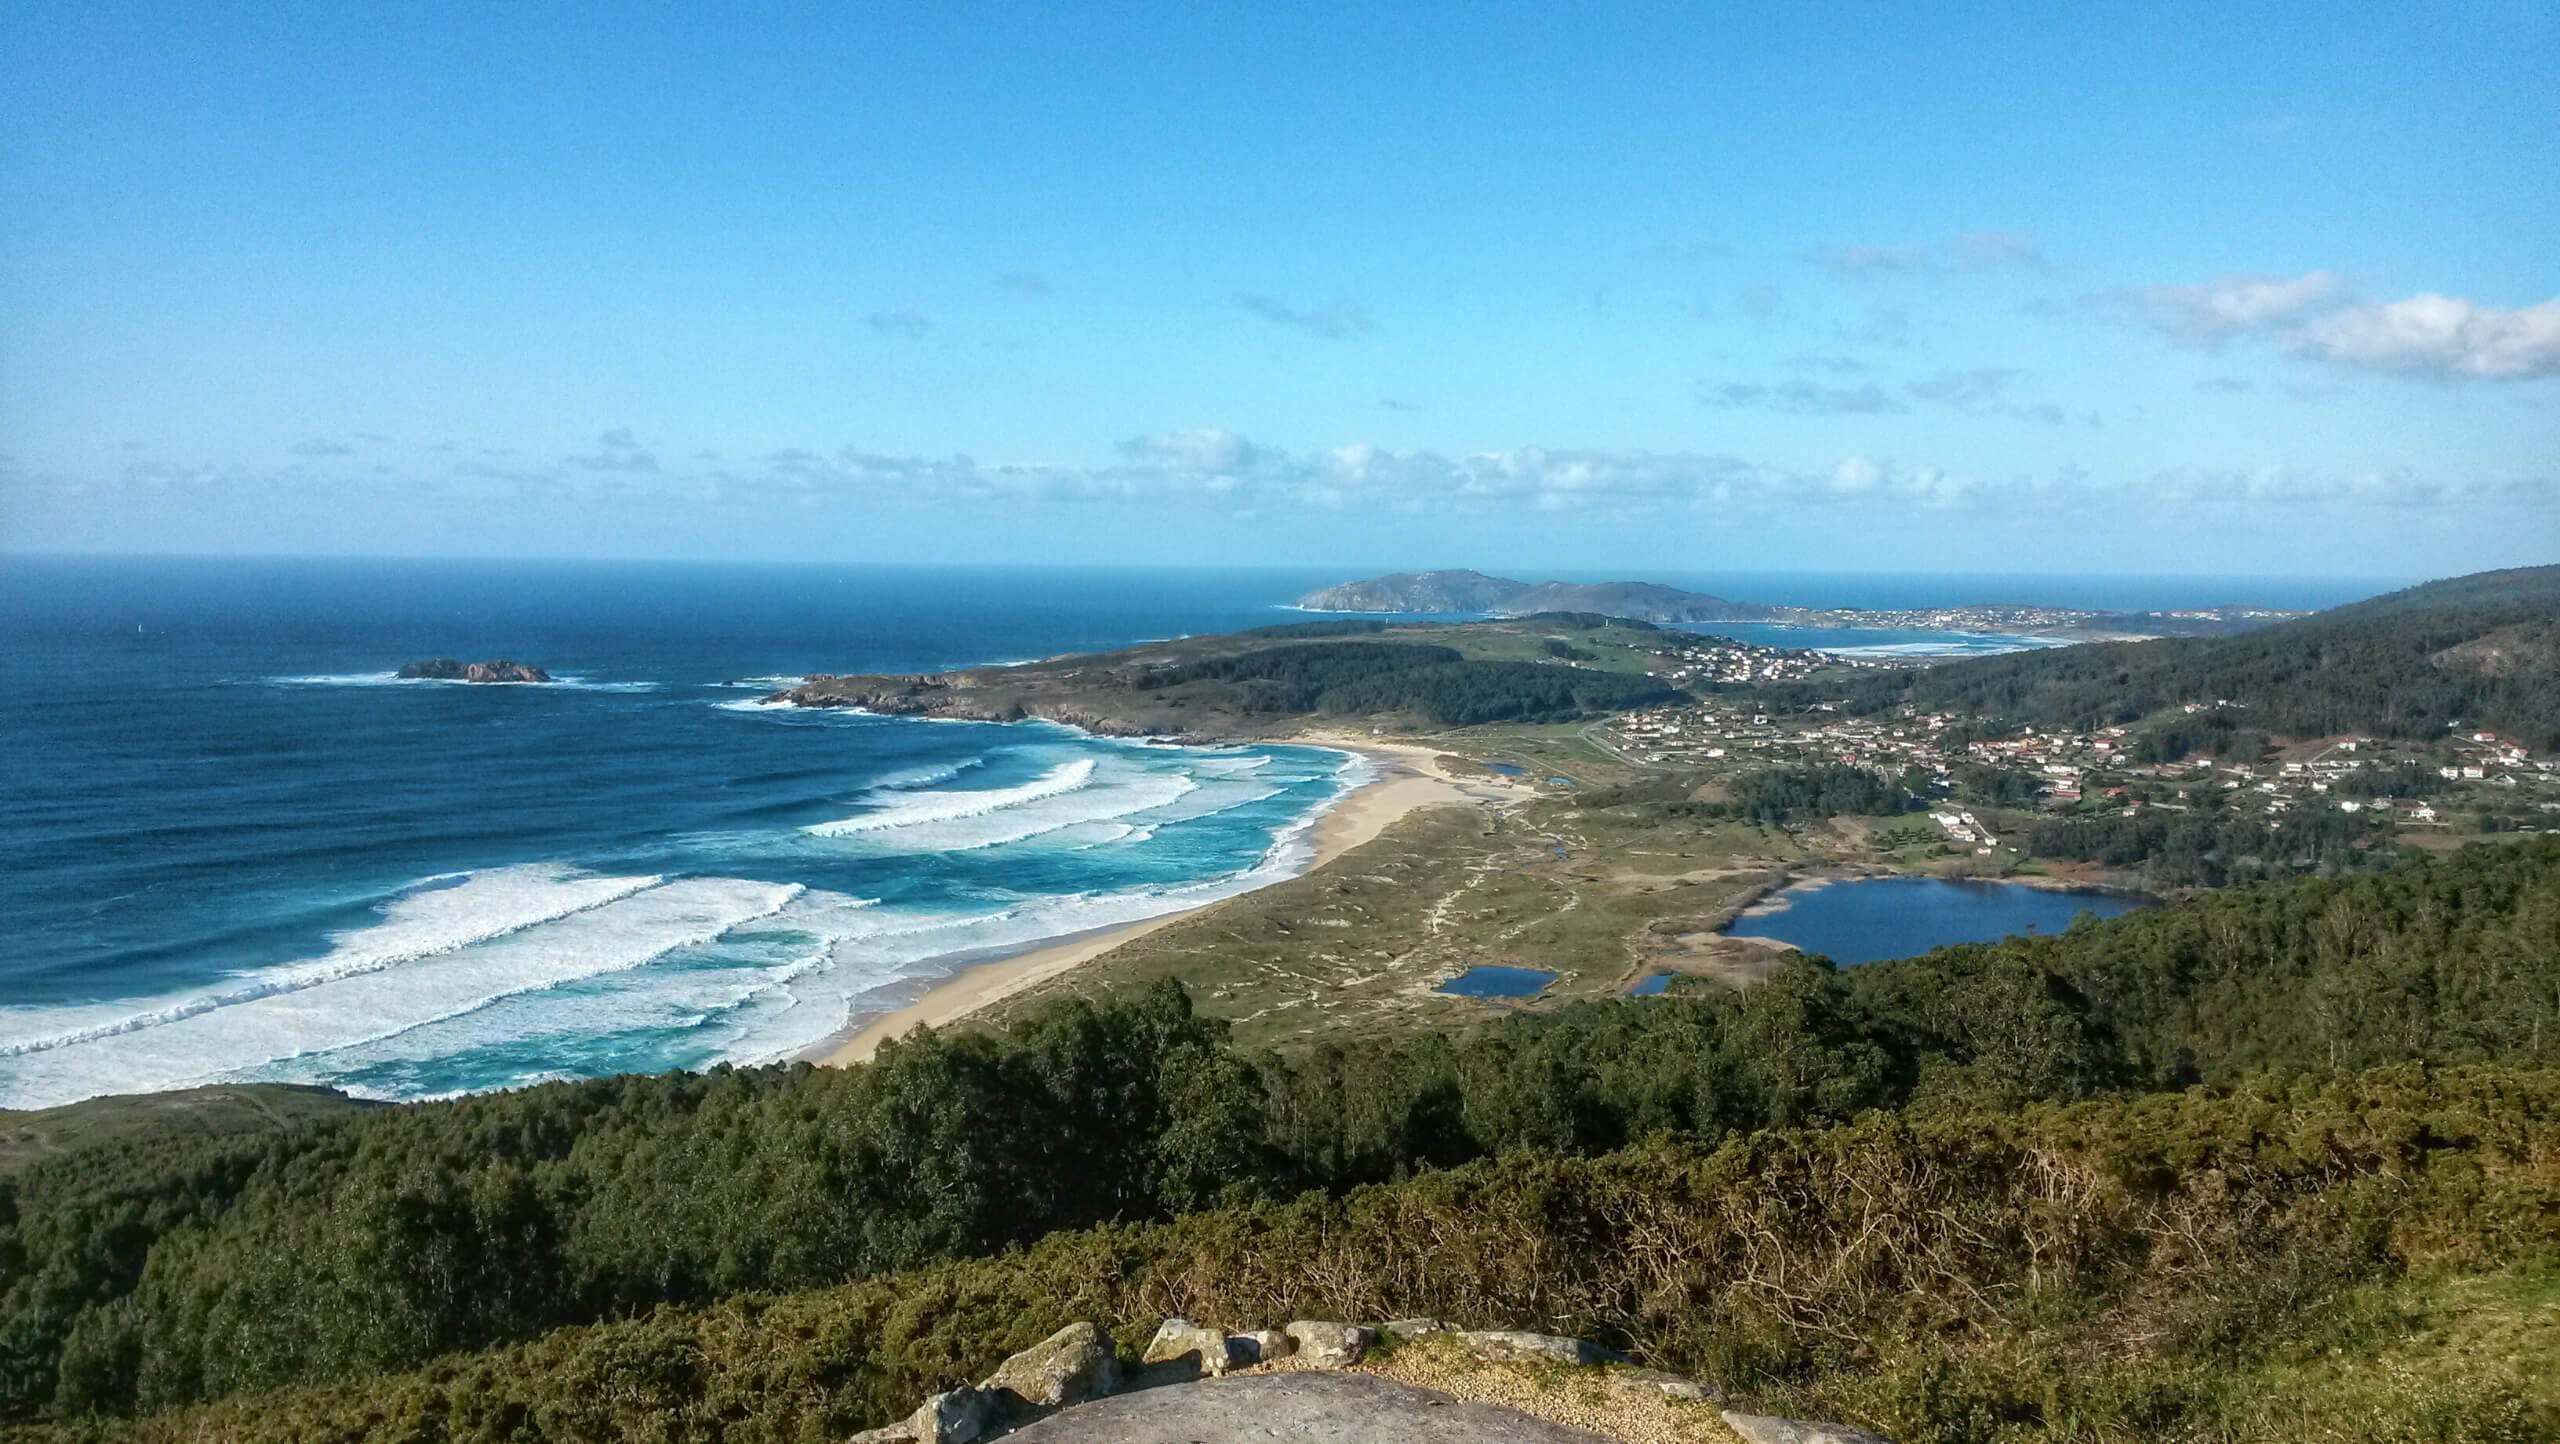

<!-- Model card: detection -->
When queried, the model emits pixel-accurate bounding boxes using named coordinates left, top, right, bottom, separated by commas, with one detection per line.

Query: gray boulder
left=979, top=1321, right=1119, bottom=1408
left=1720, top=1410, right=1897, bottom=1444
left=1141, top=1318, right=1245, bottom=1376
left=1283, top=1320, right=1377, bottom=1368
left=851, top=1388, right=993, bottom=1444
left=910, top=1388, right=991, bottom=1444
left=1455, top=1330, right=1622, bottom=1367
left=1609, top=1366, right=1720, bottom=1403
left=1235, top=1328, right=1292, bottom=1365
left=1380, top=1317, right=1449, bottom=1338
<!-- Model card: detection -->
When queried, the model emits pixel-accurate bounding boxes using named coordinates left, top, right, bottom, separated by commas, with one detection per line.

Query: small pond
left=1484, top=762, right=1525, bottom=777
left=1628, top=973, right=1674, bottom=996
left=1724, top=877, right=2148, bottom=967
left=1436, top=965, right=1558, bottom=998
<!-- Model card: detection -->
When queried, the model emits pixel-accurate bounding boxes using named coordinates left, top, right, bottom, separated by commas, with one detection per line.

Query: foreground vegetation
left=19, top=1066, right=2557, bottom=1443
left=5, top=840, right=2555, bottom=1440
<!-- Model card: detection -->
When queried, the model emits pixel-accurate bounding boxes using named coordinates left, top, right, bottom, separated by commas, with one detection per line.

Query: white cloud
left=2117, top=272, right=2560, bottom=381
left=2118, top=272, right=2349, bottom=346
left=1235, top=293, right=1372, bottom=339
left=2290, top=294, right=2560, bottom=379
left=1810, top=231, right=2048, bottom=278
left=1116, top=428, right=1260, bottom=475
left=864, top=310, right=932, bottom=339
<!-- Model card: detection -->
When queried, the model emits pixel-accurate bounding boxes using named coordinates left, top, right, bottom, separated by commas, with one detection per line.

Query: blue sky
left=3, top=2, right=2553, bottom=576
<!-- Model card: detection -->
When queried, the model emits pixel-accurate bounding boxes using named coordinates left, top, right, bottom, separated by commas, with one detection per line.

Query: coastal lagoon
left=1725, top=876, right=2148, bottom=966
left=1436, top=965, right=1557, bottom=998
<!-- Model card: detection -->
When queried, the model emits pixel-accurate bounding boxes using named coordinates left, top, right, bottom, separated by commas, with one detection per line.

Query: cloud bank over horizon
left=9, top=421, right=2550, bottom=577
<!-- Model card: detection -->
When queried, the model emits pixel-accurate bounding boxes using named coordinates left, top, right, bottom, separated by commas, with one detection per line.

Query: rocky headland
left=396, top=658, right=552, bottom=683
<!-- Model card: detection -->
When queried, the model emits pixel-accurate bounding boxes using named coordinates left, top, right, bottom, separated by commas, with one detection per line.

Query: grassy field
left=984, top=727, right=1855, bottom=1051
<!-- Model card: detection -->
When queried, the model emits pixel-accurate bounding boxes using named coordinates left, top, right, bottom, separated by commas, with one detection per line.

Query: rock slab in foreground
left=1001, top=1372, right=1624, bottom=1444
left=1721, top=1410, right=1897, bottom=1444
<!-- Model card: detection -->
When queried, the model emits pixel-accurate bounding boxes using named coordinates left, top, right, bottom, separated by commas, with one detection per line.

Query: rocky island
left=395, top=658, right=552, bottom=683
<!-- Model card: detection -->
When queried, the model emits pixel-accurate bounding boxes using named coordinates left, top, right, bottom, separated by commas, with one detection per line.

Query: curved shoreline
left=810, top=734, right=1520, bottom=1066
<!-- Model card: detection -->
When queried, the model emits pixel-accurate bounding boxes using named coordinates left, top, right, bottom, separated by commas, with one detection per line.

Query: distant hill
left=1292, top=569, right=1534, bottom=613
left=1502, top=580, right=1790, bottom=621
left=1295, top=571, right=1781, bottom=621
left=1295, top=571, right=2287, bottom=637
left=1788, top=564, right=2560, bottom=748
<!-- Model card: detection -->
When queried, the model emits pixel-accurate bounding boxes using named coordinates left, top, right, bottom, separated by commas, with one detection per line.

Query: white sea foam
left=0, top=737, right=1370, bottom=1107
left=0, top=875, right=804, bottom=1109
left=837, top=770, right=1200, bottom=852
left=867, top=756, right=988, bottom=790
left=1123, top=780, right=1284, bottom=826
left=803, top=758, right=1097, bottom=836
left=0, top=864, right=660, bottom=1060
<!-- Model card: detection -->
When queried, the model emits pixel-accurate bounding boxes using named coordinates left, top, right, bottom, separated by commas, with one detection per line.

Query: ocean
left=0, top=558, right=2401, bottom=1109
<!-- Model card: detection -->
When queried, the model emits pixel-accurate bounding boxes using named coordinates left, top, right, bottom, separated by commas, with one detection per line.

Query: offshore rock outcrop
left=397, top=658, right=551, bottom=683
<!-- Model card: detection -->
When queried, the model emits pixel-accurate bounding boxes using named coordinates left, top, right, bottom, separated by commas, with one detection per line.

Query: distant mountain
left=1297, top=572, right=1783, bottom=621
left=1294, top=569, right=1533, bottom=613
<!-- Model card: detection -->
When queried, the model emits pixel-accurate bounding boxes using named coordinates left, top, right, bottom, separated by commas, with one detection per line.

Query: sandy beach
left=815, top=734, right=1521, bottom=1066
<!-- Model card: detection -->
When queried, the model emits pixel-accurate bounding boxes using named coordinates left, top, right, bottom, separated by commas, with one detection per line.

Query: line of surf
left=803, top=758, right=1098, bottom=836
left=0, top=864, right=662, bottom=1058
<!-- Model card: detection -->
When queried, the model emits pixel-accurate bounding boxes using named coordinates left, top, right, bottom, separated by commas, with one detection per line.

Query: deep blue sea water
left=0, top=560, right=2380, bottom=1108
left=1725, top=877, right=2149, bottom=966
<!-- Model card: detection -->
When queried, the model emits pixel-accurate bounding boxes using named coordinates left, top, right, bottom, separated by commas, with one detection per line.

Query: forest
left=1142, top=640, right=1683, bottom=725
left=6, top=838, right=2554, bottom=1439
left=2023, top=793, right=2397, bottom=890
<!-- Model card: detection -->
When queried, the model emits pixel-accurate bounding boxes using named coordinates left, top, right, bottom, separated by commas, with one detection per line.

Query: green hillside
left=1771, top=565, right=2560, bottom=747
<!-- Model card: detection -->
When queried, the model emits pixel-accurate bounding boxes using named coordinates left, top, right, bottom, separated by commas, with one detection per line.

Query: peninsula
left=759, top=614, right=1788, bottom=738
left=1295, top=569, right=2300, bottom=639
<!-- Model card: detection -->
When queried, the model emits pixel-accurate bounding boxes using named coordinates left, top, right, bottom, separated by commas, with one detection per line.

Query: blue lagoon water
left=1437, top=966, right=1556, bottom=998
left=1725, top=877, right=2148, bottom=966
left=0, top=559, right=1369, bottom=1108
